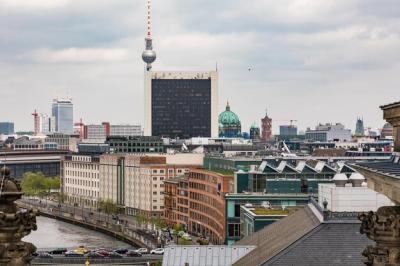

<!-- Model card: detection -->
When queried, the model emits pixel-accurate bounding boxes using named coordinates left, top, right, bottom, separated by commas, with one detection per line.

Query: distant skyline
left=1, top=0, right=399, bottom=133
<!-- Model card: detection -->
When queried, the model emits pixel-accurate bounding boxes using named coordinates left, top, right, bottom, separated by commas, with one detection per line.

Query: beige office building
left=62, top=154, right=100, bottom=208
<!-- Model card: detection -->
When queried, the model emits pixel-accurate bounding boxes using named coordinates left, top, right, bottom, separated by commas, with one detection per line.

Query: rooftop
left=162, top=245, right=255, bottom=266
left=251, top=208, right=290, bottom=216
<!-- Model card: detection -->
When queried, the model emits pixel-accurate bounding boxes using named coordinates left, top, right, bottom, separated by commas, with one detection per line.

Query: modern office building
left=279, top=125, right=297, bottom=136
left=164, top=169, right=233, bottom=244
left=46, top=133, right=79, bottom=152
left=305, top=123, right=352, bottom=142
left=355, top=118, right=365, bottom=136
left=34, top=113, right=56, bottom=134
left=0, top=150, right=65, bottom=179
left=144, top=71, right=219, bottom=138
left=0, top=122, right=14, bottom=135
left=52, top=99, right=73, bottom=134
left=84, top=123, right=142, bottom=140
left=106, top=136, right=163, bottom=153
left=62, top=154, right=100, bottom=208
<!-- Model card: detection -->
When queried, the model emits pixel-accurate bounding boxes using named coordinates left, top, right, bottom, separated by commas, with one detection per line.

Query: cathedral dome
left=218, top=102, right=241, bottom=126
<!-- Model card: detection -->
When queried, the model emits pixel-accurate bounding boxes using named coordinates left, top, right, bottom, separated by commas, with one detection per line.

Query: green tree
left=136, top=213, right=148, bottom=228
left=151, top=217, right=166, bottom=229
left=99, top=199, right=118, bottom=222
left=21, top=172, right=60, bottom=198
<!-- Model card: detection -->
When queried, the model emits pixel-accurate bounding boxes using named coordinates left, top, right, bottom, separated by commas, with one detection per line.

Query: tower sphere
left=142, top=49, right=156, bottom=64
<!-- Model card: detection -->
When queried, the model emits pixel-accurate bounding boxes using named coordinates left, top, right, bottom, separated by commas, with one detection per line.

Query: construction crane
left=31, top=110, right=39, bottom=135
left=74, top=118, right=85, bottom=140
left=275, top=119, right=298, bottom=126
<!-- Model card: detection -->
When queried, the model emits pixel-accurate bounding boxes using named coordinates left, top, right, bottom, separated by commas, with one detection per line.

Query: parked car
left=113, top=248, right=129, bottom=254
left=150, top=248, right=164, bottom=255
left=86, top=252, right=105, bottom=258
left=37, top=252, right=53, bottom=259
left=48, top=248, right=67, bottom=255
left=127, top=250, right=142, bottom=257
left=74, top=245, right=89, bottom=254
left=31, top=251, right=38, bottom=257
left=96, top=249, right=111, bottom=257
left=108, top=252, right=123, bottom=258
left=134, top=248, right=149, bottom=254
left=65, top=251, right=84, bottom=257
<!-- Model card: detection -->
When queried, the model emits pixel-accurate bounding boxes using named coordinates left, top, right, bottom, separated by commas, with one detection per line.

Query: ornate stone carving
left=359, top=206, right=400, bottom=265
left=0, top=167, right=37, bottom=266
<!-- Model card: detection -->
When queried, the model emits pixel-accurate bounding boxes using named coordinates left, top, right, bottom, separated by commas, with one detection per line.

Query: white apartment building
left=85, top=123, right=142, bottom=140
left=63, top=154, right=100, bottom=208
left=99, top=153, right=204, bottom=218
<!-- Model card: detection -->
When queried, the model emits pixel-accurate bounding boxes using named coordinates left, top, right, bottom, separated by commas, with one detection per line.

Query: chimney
left=332, top=173, right=348, bottom=187
left=349, top=173, right=365, bottom=187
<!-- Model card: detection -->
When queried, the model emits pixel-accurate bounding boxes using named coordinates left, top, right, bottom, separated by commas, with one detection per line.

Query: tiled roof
left=232, top=205, right=320, bottom=266
left=263, top=223, right=373, bottom=266
left=162, top=245, right=255, bottom=266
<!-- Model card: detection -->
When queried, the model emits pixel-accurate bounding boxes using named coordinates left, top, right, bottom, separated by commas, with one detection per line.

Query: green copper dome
left=219, top=102, right=241, bottom=125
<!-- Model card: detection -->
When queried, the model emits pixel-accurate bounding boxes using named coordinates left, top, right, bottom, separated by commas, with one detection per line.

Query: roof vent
left=349, top=173, right=365, bottom=187
left=332, top=173, right=348, bottom=187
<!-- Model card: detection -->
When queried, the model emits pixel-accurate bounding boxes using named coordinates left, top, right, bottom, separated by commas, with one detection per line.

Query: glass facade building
left=144, top=71, right=219, bottom=138
left=151, top=79, right=211, bottom=138
left=0, top=122, right=14, bottom=135
left=52, top=99, right=73, bottom=134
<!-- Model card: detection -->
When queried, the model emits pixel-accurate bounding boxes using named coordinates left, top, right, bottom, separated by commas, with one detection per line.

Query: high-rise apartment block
left=144, top=71, right=218, bottom=139
left=52, top=99, right=73, bottom=134
left=0, top=122, right=14, bottom=135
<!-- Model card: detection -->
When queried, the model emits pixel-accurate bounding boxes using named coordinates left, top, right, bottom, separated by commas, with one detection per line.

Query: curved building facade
left=164, top=169, right=233, bottom=244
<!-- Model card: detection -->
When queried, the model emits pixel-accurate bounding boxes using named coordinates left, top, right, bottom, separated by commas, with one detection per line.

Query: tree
left=151, top=217, right=166, bottom=230
left=136, top=213, right=148, bottom=228
left=99, top=199, right=118, bottom=222
left=20, top=172, right=60, bottom=198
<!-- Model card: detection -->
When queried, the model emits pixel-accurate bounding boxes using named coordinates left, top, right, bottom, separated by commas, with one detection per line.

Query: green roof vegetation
left=252, top=208, right=290, bottom=216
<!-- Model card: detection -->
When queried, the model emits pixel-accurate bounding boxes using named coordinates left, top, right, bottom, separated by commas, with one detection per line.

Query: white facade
left=144, top=71, right=219, bottom=138
left=306, top=123, right=352, bottom=142
left=63, top=155, right=100, bottom=207
left=99, top=155, right=121, bottom=204
left=110, top=124, right=142, bottom=137
left=318, top=183, right=394, bottom=212
left=38, top=114, right=56, bottom=134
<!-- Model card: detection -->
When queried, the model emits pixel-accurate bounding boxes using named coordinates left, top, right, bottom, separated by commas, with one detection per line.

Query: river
left=23, top=216, right=133, bottom=251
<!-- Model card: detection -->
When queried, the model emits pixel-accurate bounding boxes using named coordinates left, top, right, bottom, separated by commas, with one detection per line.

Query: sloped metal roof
left=162, top=245, right=255, bottom=266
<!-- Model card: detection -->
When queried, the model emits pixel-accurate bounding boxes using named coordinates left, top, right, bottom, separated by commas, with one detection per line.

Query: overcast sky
left=1, top=0, right=399, bottom=133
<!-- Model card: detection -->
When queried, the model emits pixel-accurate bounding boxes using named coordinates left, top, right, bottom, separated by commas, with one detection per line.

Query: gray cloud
left=0, top=0, right=399, bottom=134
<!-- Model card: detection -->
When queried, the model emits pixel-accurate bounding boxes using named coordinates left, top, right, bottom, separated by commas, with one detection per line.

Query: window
left=228, top=224, right=241, bottom=237
left=153, top=192, right=157, bottom=195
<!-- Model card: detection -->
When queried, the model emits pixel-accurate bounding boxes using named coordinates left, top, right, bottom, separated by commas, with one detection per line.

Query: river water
left=23, top=216, right=132, bottom=251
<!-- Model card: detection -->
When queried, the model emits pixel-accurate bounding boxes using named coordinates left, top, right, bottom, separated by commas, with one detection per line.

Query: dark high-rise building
left=0, top=122, right=14, bottom=135
left=144, top=71, right=218, bottom=139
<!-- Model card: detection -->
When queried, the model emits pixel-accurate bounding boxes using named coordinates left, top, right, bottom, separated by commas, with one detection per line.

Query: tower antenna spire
left=142, top=0, right=156, bottom=71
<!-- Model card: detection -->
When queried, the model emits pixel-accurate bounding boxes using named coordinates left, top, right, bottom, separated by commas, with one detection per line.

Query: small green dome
left=250, top=122, right=258, bottom=129
left=219, top=102, right=241, bottom=125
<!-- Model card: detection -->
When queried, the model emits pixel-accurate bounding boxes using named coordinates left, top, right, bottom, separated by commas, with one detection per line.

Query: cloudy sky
left=1, top=0, right=399, bottom=133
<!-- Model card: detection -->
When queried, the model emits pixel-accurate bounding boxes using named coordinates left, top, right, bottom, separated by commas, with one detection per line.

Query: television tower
left=142, top=0, right=156, bottom=71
